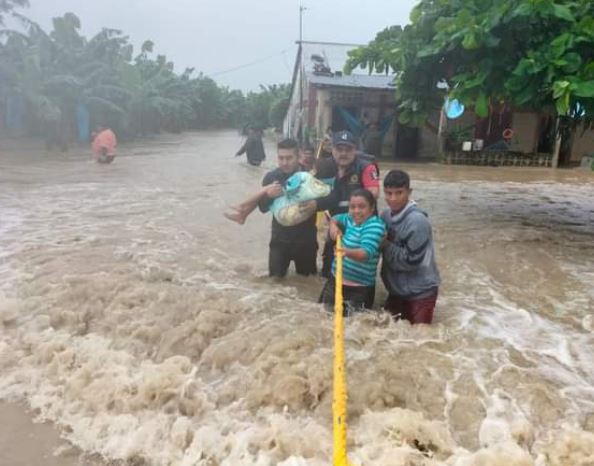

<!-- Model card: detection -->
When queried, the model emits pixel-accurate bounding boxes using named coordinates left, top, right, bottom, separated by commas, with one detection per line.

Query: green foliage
left=243, top=84, right=290, bottom=131
left=346, top=0, right=594, bottom=126
left=0, top=5, right=289, bottom=140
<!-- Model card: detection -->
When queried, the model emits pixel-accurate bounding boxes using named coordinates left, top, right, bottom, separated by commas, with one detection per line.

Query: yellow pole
left=315, top=137, right=323, bottom=160
left=333, top=234, right=351, bottom=466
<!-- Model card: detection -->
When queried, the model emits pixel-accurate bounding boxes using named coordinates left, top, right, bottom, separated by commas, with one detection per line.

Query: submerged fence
left=443, top=151, right=553, bottom=167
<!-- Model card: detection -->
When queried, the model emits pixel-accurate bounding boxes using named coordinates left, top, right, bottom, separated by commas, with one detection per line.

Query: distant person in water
left=235, top=127, right=266, bottom=166
left=380, top=170, right=440, bottom=324
left=91, top=126, right=117, bottom=164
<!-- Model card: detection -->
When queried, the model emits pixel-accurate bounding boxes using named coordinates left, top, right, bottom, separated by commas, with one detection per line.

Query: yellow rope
left=333, top=234, right=352, bottom=466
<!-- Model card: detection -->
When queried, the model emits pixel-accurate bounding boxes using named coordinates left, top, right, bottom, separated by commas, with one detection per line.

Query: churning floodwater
left=0, top=131, right=593, bottom=466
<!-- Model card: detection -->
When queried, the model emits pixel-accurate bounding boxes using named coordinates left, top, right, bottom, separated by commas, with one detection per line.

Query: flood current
left=0, top=131, right=593, bottom=465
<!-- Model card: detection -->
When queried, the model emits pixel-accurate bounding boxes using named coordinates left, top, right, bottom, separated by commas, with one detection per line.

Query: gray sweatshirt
left=381, top=201, right=441, bottom=298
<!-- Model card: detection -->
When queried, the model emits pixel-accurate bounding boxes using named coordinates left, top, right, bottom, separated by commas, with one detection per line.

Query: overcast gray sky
left=21, top=0, right=417, bottom=91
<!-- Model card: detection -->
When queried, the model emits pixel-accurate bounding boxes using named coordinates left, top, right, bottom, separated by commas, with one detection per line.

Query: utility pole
left=299, top=3, right=307, bottom=140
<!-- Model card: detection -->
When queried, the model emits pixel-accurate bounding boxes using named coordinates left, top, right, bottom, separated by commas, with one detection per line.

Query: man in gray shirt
left=380, top=170, right=440, bottom=324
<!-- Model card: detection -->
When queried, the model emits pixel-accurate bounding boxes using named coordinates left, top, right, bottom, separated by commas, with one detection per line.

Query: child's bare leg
left=224, top=201, right=257, bottom=224
left=224, top=191, right=265, bottom=224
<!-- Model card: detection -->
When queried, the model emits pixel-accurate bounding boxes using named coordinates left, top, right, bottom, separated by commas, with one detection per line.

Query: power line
left=206, top=48, right=291, bottom=77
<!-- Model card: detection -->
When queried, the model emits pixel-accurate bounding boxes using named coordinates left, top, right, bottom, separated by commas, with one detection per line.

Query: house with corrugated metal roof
left=283, top=41, right=594, bottom=167
left=283, top=40, right=439, bottom=160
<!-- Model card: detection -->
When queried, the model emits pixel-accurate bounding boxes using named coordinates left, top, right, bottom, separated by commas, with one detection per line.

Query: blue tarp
left=445, top=98, right=465, bottom=119
left=76, top=104, right=90, bottom=142
left=6, top=95, right=25, bottom=131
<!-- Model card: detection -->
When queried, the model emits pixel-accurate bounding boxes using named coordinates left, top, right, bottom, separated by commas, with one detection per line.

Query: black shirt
left=236, top=135, right=266, bottom=164
left=258, top=167, right=317, bottom=244
left=315, top=155, right=377, bottom=216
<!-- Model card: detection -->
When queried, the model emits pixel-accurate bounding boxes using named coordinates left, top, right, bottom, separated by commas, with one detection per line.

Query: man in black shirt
left=235, top=127, right=266, bottom=166
left=258, top=139, right=317, bottom=278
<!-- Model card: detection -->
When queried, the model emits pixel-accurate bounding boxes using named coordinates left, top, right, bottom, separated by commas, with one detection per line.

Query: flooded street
left=1, top=131, right=593, bottom=465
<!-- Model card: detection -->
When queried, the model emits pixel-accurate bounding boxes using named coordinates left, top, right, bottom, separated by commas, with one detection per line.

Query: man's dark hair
left=278, top=138, right=299, bottom=152
left=301, top=145, right=315, bottom=153
left=383, top=170, right=410, bottom=189
left=349, top=188, right=377, bottom=210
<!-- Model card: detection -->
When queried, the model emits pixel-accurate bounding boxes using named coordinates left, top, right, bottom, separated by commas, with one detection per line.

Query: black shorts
left=318, top=276, right=375, bottom=316
left=321, top=235, right=335, bottom=278
left=269, top=240, right=317, bottom=278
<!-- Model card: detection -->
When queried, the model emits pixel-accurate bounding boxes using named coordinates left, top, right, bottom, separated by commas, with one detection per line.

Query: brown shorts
left=384, top=289, right=438, bottom=324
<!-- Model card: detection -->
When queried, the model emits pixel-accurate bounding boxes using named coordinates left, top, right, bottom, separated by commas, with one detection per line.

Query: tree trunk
left=551, top=117, right=561, bottom=169
left=437, top=105, right=447, bottom=156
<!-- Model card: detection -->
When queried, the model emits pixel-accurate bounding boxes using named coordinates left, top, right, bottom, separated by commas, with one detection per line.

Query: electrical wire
left=206, top=47, right=292, bottom=77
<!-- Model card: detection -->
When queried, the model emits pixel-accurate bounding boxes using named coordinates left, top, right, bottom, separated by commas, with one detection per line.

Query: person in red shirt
left=91, top=126, right=117, bottom=164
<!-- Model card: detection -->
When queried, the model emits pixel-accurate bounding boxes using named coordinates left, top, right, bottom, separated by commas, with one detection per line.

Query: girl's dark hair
left=349, top=188, right=376, bottom=209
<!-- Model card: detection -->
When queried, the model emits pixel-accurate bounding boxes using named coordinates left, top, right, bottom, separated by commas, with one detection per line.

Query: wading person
left=319, top=189, right=385, bottom=314
left=234, top=127, right=266, bottom=166
left=380, top=170, right=441, bottom=324
left=315, top=130, right=380, bottom=278
left=258, top=138, right=318, bottom=278
left=91, top=126, right=117, bottom=164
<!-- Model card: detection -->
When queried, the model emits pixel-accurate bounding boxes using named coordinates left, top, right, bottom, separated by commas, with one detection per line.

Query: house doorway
left=393, top=122, right=419, bottom=160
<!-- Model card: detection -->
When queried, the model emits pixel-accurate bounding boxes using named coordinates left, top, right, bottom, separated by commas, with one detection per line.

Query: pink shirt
left=92, top=129, right=117, bottom=157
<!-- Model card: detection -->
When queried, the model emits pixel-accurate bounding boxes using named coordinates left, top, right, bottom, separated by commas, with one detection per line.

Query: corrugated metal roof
left=307, top=73, right=396, bottom=90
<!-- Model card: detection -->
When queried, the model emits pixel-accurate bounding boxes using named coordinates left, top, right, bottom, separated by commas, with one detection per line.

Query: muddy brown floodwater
left=0, top=131, right=593, bottom=466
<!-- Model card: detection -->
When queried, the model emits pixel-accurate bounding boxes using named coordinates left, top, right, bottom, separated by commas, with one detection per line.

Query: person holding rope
left=314, top=130, right=380, bottom=278
left=319, top=189, right=385, bottom=314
